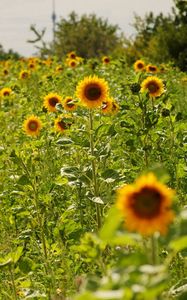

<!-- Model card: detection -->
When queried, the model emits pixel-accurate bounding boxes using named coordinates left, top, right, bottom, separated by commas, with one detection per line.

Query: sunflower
left=102, top=56, right=110, bottom=64
left=63, top=96, right=77, bottom=111
left=146, top=64, right=158, bottom=74
left=54, top=116, right=72, bottom=133
left=55, top=65, right=63, bottom=73
left=67, top=51, right=77, bottom=59
left=0, top=87, right=12, bottom=97
left=116, top=173, right=175, bottom=236
left=140, top=76, right=165, bottom=98
left=67, top=59, right=77, bottom=68
left=134, top=60, right=145, bottom=72
left=76, top=75, right=109, bottom=108
left=43, top=93, right=62, bottom=112
left=23, top=115, right=42, bottom=137
left=101, top=98, right=113, bottom=114
left=19, top=70, right=30, bottom=79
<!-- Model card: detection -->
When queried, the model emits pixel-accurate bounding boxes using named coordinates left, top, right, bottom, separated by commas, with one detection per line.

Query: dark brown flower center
left=3, top=91, right=10, bottom=96
left=4, top=70, right=8, bottom=75
left=21, top=72, right=29, bottom=79
left=104, top=58, right=110, bottom=63
left=84, top=84, right=102, bottom=101
left=149, top=66, right=157, bottom=72
left=137, top=63, right=144, bottom=69
left=70, top=53, right=76, bottom=59
left=70, top=61, right=76, bottom=67
left=28, top=121, right=38, bottom=131
left=130, top=187, right=162, bottom=218
left=147, top=82, right=159, bottom=93
left=57, top=120, right=70, bottom=130
left=49, top=97, right=59, bottom=107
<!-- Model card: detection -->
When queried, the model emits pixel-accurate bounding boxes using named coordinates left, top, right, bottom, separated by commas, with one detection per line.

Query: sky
left=0, top=0, right=174, bottom=57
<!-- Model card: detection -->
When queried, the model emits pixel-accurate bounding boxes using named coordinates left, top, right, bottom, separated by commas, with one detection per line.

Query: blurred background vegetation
left=1, top=0, right=187, bottom=71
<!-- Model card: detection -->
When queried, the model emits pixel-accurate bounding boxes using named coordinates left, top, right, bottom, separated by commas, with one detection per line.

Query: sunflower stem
left=150, top=233, right=159, bottom=265
left=89, top=109, right=101, bottom=229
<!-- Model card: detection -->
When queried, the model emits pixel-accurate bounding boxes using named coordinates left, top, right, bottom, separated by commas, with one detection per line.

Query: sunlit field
left=0, top=54, right=187, bottom=299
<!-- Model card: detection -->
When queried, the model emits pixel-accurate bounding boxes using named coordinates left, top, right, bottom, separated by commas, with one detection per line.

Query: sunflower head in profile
left=102, top=56, right=110, bottom=64
left=43, top=93, right=62, bottom=112
left=134, top=60, right=145, bottom=72
left=101, top=98, right=113, bottom=114
left=140, top=76, right=165, bottom=98
left=54, top=115, right=72, bottom=133
left=63, top=96, right=77, bottom=111
left=0, top=87, right=12, bottom=97
left=116, top=173, right=175, bottom=236
left=76, top=75, right=109, bottom=109
left=146, top=64, right=158, bottom=74
left=19, top=70, right=30, bottom=79
left=23, top=115, right=42, bottom=137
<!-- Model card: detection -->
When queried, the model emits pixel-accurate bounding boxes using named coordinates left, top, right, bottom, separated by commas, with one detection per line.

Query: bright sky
left=0, top=0, right=173, bottom=57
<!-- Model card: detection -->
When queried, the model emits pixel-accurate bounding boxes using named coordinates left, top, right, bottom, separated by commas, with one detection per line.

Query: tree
left=0, top=44, right=20, bottom=60
left=126, top=0, right=187, bottom=71
left=38, top=12, right=125, bottom=59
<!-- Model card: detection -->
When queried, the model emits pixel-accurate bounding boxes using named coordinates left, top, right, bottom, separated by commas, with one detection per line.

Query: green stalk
left=89, top=109, right=101, bottom=229
left=9, top=265, right=18, bottom=300
left=150, top=234, right=159, bottom=265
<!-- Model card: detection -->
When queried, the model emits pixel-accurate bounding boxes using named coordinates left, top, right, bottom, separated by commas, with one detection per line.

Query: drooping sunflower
left=63, top=96, right=77, bottom=111
left=146, top=64, right=158, bottom=74
left=0, top=87, right=12, bottom=97
left=102, top=56, right=110, bottom=64
left=19, top=70, right=30, bottom=79
left=140, top=76, right=165, bottom=98
left=43, top=93, right=62, bottom=112
left=116, top=173, right=175, bottom=236
left=76, top=75, right=109, bottom=108
left=54, top=116, right=72, bottom=133
left=23, top=115, right=42, bottom=137
left=134, top=60, right=145, bottom=72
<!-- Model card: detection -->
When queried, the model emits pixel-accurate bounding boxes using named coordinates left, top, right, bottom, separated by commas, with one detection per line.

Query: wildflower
left=54, top=115, right=72, bottom=133
left=67, top=59, right=77, bottom=68
left=134, top=60, right=145, bottom=72
left=140, top=76, right=165, bottom=98
left=146, top=64, right=158, bottom=74
left=67, top=51, right=77, bottom=59
left=63, top=96, right=77, bottom=111
left=43, top=93, right=62, bottom=112
left=102, top=56, right=110, bottom=64
left=76, top=75, right=109, bottom=108
left=101, top=98, right=113, bottom=114
left=19, top=70, right=30, bottom=79
left=23, top=115, right=42, bottom=137
left=0, top=87, right=12, bottom=97
left=116, top=173, right=175, bottom=236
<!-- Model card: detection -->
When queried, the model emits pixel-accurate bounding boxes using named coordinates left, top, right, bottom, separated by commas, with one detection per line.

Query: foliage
left=0, top=44, right=20, bottom=60
left=126, top=0, right=187, bottom=71
left=0, top=53, right=187, bottom=300
left=31, top=12, right=125, bottom=59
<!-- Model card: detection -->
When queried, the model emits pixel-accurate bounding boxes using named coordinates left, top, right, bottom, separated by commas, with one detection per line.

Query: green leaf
left=169, top=236, right=187, bottom=252
left=99, top=206, right=122, bottom=242
left=17, top=175, right=31, bottom=185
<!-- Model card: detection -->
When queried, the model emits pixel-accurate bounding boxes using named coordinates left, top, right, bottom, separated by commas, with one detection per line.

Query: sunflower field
left=0, top=53, right=187, bottom=300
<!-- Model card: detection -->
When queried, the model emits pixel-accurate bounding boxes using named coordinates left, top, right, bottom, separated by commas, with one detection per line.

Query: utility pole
left=52, top=0, right=56, bottom=45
